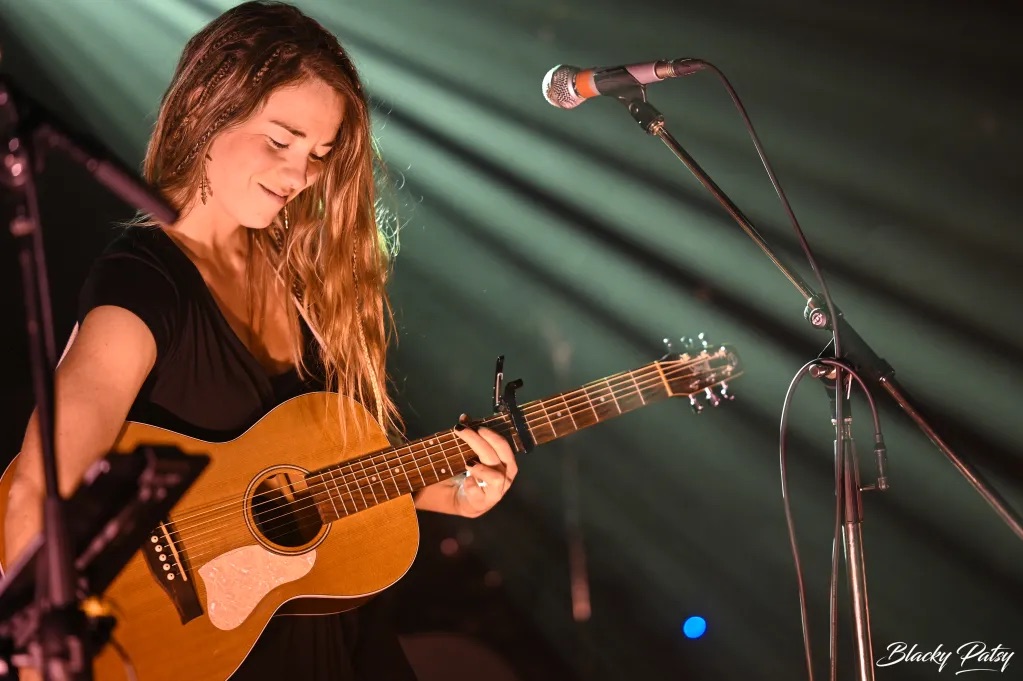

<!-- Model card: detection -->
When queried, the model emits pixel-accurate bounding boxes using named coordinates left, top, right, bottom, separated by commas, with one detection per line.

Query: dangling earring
left=283, top=204, right=290, bottom=231
left=200, top=154, right=212, bottom=205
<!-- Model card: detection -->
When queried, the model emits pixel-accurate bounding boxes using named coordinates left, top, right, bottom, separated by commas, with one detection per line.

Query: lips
left=259, top=184, right=287, bottom=206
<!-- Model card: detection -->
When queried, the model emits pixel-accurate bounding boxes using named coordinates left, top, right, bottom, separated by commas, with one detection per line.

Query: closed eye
left=268, top=136, right=328, bottom=162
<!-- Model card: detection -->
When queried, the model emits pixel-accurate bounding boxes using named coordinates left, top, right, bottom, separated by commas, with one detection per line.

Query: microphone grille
left=542, top=65, right=585, bottom=109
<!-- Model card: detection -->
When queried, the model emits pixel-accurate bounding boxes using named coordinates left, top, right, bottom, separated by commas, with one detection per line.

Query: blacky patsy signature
left=876, top=641, right=1014, bottom=674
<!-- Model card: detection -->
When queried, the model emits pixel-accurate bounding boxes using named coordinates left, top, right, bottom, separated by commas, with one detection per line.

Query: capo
left=492, top=356, right=534, bottom=453
left=492, top=355, right=505, bottom=412
left=502, top=379, right=534, bottom=454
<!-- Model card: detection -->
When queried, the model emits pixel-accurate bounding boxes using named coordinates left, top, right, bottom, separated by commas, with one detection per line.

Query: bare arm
left=4, top=306, right=158, bottom=567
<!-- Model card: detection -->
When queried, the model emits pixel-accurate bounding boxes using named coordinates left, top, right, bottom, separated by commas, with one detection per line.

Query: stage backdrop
left=1, top=1, right=1020, bottom=679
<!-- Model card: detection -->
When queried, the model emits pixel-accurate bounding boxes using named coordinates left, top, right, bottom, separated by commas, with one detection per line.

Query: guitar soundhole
left=250, top=469, right=324, bottom=549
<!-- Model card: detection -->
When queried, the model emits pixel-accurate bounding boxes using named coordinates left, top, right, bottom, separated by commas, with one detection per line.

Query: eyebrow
left=269, top=119, right=335, bottom=148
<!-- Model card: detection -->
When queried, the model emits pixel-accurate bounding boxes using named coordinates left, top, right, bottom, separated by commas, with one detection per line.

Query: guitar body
left=0, top=392, right=419, bottom=681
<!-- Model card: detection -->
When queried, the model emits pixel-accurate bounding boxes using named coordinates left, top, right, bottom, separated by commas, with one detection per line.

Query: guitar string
left=168, top=361, right=700, bottom=543
left=161, top=357, right=728, bottom=559
left=164, top=360, right=734, bottom=563
left=166, top=359, right=709, bottom=525
left=168, top=362, right=716, bottom=566
left=152, top=357, right=733, bottom=566
left=169, top=357, right=720, bottom=527
left=167, top=362, right=734, bottom=567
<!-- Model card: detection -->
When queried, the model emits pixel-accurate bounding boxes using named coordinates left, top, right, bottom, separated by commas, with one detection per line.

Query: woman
left=4, top=2, right=517, bottom=679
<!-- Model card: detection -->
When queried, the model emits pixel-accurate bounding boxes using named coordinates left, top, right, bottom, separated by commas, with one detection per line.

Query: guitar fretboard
left=305, top=360, right=687, bottom=522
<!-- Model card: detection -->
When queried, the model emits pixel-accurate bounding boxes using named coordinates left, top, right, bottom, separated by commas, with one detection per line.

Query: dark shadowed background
left=1, top=1, right=1021, bottom=679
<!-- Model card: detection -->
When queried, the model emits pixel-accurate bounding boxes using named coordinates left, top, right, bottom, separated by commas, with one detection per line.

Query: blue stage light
left=683, top=616, right=707, bottom=639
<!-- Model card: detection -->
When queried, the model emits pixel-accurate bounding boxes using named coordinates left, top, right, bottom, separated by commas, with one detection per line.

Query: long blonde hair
left=142, top=1, right=401, bottom=436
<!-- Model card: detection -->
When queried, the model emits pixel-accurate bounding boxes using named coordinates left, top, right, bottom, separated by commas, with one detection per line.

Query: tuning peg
left=689, top=394, right=704, bottom=414
left=663, top=337, right=674, bottom=355
left=719, top=381, right=735, bottom=401
left=704, top=387, right=721, bottom=407
left=697, top=332, right=710, bottom=352
left=679, top=336, right=695, bottom=353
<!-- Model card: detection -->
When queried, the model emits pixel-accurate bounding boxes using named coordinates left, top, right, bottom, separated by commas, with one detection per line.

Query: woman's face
left=203, top=77, right=345, bottom=229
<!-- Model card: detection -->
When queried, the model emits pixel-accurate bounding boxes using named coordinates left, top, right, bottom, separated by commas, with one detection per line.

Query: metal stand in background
left=604, top=81, right=1023, bottom=681
left=536, top=329, right=595, bottom=680
left=0, top=68, right=179, bottom=680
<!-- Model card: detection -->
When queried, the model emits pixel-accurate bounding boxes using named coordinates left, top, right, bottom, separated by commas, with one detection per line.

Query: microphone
left=542, top=59, right=704, bottom=110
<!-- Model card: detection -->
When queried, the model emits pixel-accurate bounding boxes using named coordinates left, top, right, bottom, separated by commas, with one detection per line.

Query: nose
left=279, top=156, right=312, bottom=194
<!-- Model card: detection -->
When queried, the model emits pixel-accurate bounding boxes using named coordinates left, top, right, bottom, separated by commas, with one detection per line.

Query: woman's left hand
left=452, top=421, right=518, bottom=517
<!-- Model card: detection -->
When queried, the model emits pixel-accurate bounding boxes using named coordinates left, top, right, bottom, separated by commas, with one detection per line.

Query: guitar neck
left=309, top=361, right=674, bottom=521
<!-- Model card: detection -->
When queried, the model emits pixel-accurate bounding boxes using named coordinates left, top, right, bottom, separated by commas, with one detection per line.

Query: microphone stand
left=0, top=71, right=177, bottom=680
left=605, top=81, right=1023, bottom=681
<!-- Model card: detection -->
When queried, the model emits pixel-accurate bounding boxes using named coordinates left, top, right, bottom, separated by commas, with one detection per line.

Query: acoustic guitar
left=0, top=340, right=742, bottom=680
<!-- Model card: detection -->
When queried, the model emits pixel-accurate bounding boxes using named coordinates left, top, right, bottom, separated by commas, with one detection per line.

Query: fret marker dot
left=441, top=468, right=447, bottom=474
left=556, top=412, right=562, bottom=417
left=371, top=476, right=377, bottom=482
left=429, top=439, right=436, bottom=445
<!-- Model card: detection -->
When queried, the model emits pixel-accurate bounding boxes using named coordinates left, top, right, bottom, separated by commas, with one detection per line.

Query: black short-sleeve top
left=73, top=228, right=420, bottom=680
left=78, top=226, right=320, bottom=441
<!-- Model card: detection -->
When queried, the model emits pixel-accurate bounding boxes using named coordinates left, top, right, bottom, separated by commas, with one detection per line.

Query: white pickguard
left=198, top=545, right=316, bottom=631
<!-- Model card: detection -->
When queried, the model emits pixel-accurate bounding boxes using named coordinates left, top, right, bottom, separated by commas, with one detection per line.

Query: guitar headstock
left=658, top=333, right=743, bottom=414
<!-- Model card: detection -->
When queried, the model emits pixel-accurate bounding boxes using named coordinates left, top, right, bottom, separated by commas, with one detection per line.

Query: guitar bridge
left=143, top=519, right=203, bottom=624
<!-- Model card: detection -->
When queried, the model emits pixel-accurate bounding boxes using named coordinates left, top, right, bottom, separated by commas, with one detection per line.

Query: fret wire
left=541, top=393, right=556, bottom=437
left=356, top=460, right=379, bottom=505
left=435, top=436, right=455, bottom=477
left=332, top=462, right=357, bottom=504
left=389, top=443, right=412, bottom=493
left=560, top=392, right=578, bottom=431
left=420, top=436, right=441, bottom=481
left=372, top=456, right=391, bottom=499
left=337, top=468, right=357, bottom=514
left=583, top=383, right=600, bottom=423
left=430, top=437, right=456, bottom=478
left=400, top=441, right=426, bottom=491
left=336, top=462, right=360, bottom=509
left=448, top=437, right=473, bottom=474
left=605, top=377, right=622, bottom=413
left=379, top=453, right=402, bottom=498
left=367, top=457, right=387, bottom=499
left=453, top=435, right=469, bottom=469
left=314, top=360, right=718, bottom=517
left=340, top=464, right=368, bottom=512
left=403, top=442, right=424, bottom=489
left=628, top=369, right=647, bottom=405
left=323, top=469, right=343, bottom=517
